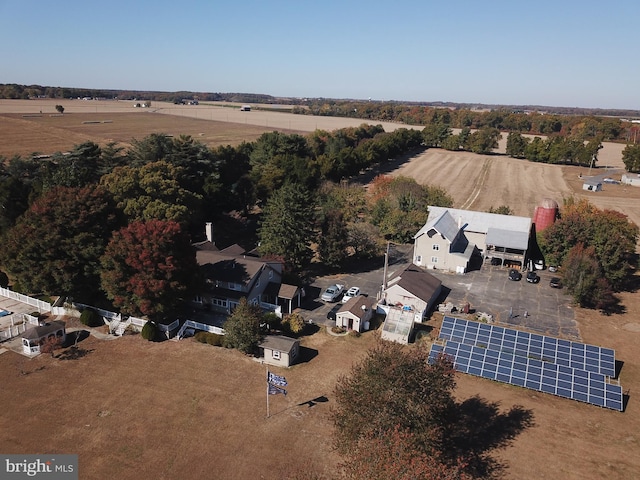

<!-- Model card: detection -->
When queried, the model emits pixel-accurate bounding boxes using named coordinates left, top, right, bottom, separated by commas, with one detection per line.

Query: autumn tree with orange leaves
left=541, top=197, right=638, bottom=302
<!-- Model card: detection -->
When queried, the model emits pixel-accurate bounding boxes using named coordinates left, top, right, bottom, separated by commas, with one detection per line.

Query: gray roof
left=421, top=210, right=459, bottom=242
left=259, top=335, right=299, bottom=353
left=583, top=178, right=602, bottom=186
left=196, top=250, right=280, bottom=286
left=416, top=206, right=531, bottom=238
left=22, top=320, right=66, bottom=341
left=485, top=227, right=530, bottom=250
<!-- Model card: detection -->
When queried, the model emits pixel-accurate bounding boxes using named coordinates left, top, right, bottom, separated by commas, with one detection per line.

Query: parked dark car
left=508, top=269, right=522, bottom=281
left=550, top=277, right=563, bottom=288
left=526, top=271, right=540, bottom=284
left=326, top=304, right=342, bottom=321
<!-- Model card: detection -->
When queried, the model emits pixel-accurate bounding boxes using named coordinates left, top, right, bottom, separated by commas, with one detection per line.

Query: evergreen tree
left=258, top=183, right=316, bottom=271
left=318, top=210, right=349, bottom=268
left=1, top=186, right=120, bottom=300
left=222, top=297, right=264, bottom=354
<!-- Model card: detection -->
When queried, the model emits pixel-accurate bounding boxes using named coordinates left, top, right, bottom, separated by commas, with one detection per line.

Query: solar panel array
left=431, top=316, right=623, bottom=411
left=439, top=316, right=616, bottom=377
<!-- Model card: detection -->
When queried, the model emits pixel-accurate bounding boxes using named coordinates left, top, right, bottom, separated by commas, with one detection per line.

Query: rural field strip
left=460, top=157, right=493, bottom=210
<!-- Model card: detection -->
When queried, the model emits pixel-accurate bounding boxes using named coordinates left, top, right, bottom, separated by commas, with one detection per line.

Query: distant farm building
left=582, top=179, right=602, bottom=192
left=622, top=173, right=640, bottom=187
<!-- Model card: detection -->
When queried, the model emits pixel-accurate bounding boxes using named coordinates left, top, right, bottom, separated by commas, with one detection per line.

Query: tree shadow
left=443, top=396, right=535, bottom=478
left=57, top=345, right=94, bottom=360
left=62, top=330, right=90, bottom=348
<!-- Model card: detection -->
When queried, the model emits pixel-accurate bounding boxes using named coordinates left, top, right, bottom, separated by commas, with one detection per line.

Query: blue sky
left=1, top=0, right=638, bottom=109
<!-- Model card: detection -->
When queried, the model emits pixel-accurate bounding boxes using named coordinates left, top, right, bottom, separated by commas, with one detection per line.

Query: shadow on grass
left=57, top=346, right=94, bottom=360
left=443, top=396, right=535, bottom=478
left=62, top=330, right=90, bottom=348
left=297, top=346, right=318, bottom=364
left=55, top=330, right=94, bottom=360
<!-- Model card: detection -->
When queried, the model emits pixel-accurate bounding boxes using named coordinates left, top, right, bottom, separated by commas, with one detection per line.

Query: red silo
left=533, top=198, right=559, bottom=231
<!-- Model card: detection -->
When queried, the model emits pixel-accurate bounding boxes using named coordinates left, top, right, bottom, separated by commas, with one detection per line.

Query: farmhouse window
left=432, top=244, right=440, bottom=251
left=431, top=256, right=439, bottom=263
left=273, top=350, right=281, bottom=360
left=212, top=298, right=227, bottom=308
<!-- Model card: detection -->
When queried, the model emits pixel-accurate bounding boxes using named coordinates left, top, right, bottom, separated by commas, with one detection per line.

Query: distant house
left=22, top=320, right=66, bottom=356
left=380, top=264, right=442, bottom=323
left=622, top=173, right=640, bottom=187
left=259, top=335, right=300, bottom=367
left=335, top=295, right=376, bottom=332
left=583, top=179, right=602, bottom=192
left=413, top=206, right=532, bottom=271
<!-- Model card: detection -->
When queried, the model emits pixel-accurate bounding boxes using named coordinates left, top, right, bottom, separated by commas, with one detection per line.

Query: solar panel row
left=439, top=316, right=616, bottom=377
left=430, top=342, right=623, bottom=411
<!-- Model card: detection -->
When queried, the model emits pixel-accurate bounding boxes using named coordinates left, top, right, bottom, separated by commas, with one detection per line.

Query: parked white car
left=341, top=287, right=361, bottom=303
left=321, top=284, right=344, bottom=302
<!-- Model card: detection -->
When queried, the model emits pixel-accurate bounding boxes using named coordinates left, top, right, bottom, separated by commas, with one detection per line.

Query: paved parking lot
left=427, top=264, right=579, bottom=339
left=300, top=252, right=579, bottom=340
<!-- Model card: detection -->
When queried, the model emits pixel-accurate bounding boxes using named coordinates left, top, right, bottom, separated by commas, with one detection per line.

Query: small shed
left=336, top=296, right=375, bottom=332
left=22, top=320, right=66, bottom=355
left=259, top=335, right=300, bottom=367
left=582, top=179, right=602, bottom=192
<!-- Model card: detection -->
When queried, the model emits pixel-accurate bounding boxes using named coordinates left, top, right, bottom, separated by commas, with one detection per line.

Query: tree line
left=295, top=100, right=638, bottom=142
left=0, top=125, right=452, bottom=320
left=0, top=83, right=291, bottom=105
left=1, top=120, right=636, bottom=317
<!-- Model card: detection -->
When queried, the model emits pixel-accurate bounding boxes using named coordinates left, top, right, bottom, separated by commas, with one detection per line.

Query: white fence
left=0, top=322, right=26, bottom=342
left=73, top=302, right=120, bottom=321
left=176, top=319, right=225, bottom=340
left=0, top=313, right=40, bottom=342
left=0, top=287, right=51, bottom=312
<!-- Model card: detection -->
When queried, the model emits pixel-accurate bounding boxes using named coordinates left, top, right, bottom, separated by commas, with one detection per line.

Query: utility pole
left=381, top=241, right=391, bottom=300
left=588, top=154, right=595, bottom=176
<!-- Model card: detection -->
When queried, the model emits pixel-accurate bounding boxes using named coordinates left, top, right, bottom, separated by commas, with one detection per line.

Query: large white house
left=413, top=206, right=533, bottom=272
